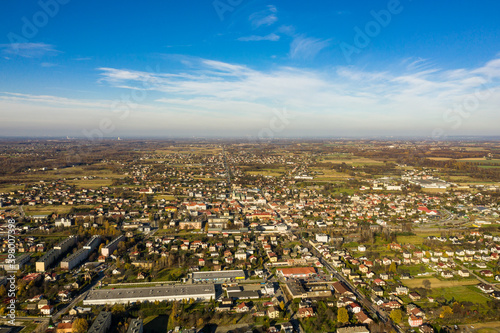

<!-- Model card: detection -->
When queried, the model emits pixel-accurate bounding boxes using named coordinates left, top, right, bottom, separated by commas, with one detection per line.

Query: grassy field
left=65, top=178, right=114, bottom=189
left=25, top=205, right=94, bottom=216
left=468, top=321, right=500, bottom=332
left=247, top=168, right=286, bottom=177
left=155, top=194, right=177, bottom=201
left=458, top=158, right=500, bottom=164
left=403, top=277, right=479, bottom=289
left=422, top=188, right=448, bottom=193
left=430, top=285, right=491, bottom=304
left=0, top=164, right=123, bottom=190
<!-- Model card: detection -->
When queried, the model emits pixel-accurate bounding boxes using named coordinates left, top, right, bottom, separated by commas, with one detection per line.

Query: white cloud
left=289, top=36, right=330, bottom=60
left=249, top=5, right=278, bottom=28
left=3, top=57, right=500, bottom=137
left=0, top=42, right=58, bottom=58
left=238, top=33, right=280, bottom=42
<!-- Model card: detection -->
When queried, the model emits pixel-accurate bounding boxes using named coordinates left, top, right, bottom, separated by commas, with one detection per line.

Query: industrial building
left=276, top=267, right=316, bottom=279
left=101, top=234, right=125, bottom=257
left=191, top=270, right=245, bottom=282
left=83, top=284, right=216, bottom=305
left=88, top=311, right=112, bottom=333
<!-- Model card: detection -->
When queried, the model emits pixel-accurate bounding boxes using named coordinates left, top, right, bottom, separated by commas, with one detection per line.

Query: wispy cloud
left=94, top=57, right=500, bottom=135
left=237, top=33, right=280, bottom=42
left=249, top=5, right=278, bottom=28
left=4, top=57, right=500, bottom=137
left=0, top=42, right=58, bottom=58
left=289, top=36, right=330, bottom=60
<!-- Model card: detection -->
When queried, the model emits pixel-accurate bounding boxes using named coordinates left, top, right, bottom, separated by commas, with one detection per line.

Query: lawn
left=430, top=285, right=490, bottom=304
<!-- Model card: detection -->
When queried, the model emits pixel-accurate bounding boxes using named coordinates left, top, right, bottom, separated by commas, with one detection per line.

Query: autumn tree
left=422, top=279, right=431, bottom=289
left=390, top=309, right=403, bottom=324
left=337, top=308, right=349, bottom=324
left=73, top=318, right=89, bottom=333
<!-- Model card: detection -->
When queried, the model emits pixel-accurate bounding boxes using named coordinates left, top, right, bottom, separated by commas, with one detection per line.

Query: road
left=299, top=238, right=402, bottom=333
left=52, top=264, right=113, bottom=321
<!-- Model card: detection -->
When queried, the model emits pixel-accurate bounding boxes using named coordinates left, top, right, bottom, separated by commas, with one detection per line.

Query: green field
left=430, top=285, right=491, bottom=304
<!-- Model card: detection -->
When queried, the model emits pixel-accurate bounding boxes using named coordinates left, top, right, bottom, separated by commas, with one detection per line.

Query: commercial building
left=101, top=235, right=125, bottom=257
left=88, top=311, right=112, bottom=333
left=191, top=270, right=245, bottom=282
left=276, top=267, right=316, bottom=279
left=83, top=284, right=216, bottom=305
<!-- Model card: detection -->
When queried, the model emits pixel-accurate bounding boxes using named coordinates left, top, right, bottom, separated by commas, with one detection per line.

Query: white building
left=316, top=234, right=330, bottom=243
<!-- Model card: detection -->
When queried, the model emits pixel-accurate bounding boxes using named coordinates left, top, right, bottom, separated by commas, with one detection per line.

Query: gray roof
left=127, top=319, right=143, bottom=333
left=84, top=284, right=215, bottom=304
left=192, top=270, right=245, bottom=280
left=88, top=311, right=112, bottom=333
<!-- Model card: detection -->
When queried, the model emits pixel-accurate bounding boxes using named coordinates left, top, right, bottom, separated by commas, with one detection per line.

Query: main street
left=299, top=238, right=403, bottom=333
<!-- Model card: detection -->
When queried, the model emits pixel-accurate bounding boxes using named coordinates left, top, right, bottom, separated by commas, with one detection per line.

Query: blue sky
left=1, top=0, right=500, bottom=138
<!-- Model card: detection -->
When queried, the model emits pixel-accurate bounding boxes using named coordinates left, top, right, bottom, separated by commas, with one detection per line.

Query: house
left=480, top=270, right=493, bottom=277
left=408, top=315, right=423, bottom=327
left=478, top=283, right=494, bottom=293
left=40, top=305, right=54, bottom=315
left=348, top=302, right=362, bottom=314
left=56, top=322, right=73, bottom=333
left=372, top=286, right=384, bottom=297
left=441, top=271, right=453, bottom=278
left=297, top=307, right=315, bottom=318
left=137, top=272, right=148, bottom=280
left=355, top=311, right=373, bottom=324
left=458, top=270, right=470, bottom=277
left=395, top=285, right=408, bottom=295
left=267, top=306, right=280, bottom=319
left=236, top=302, right=249, bottom=313
left=409, top=292, right=421, bottom=301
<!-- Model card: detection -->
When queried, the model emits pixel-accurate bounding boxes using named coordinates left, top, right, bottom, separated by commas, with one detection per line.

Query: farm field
left=24, top=205, right=95, bottom=216
left=247, top=167, right=286, bottom=177
left=403, top=277, right=479, bottom=289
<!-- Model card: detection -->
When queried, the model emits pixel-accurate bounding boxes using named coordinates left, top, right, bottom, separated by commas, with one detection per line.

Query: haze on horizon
left=1, top=0, right=500, bottom=139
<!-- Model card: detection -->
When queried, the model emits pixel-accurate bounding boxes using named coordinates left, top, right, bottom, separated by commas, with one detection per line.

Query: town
left=0, top=139, right=499, bottom=333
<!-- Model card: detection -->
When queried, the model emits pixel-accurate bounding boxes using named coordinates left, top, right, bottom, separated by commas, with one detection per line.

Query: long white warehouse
left=83, top=284, right=216, bottom=305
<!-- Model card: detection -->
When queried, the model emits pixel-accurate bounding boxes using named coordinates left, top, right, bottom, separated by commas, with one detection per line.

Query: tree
left=389, top=262, right=397, bottom=274
left=0, top=285, right=6, bottom=298
left=440, top=305, right=453, bottom=318
left=73, top=318, right=89, bottom=333
left=422, top=279, right=431, bottom=289
left=337, top=308, right=349, bottom=324
left=279, top=301, right=285, bottom=311
left=390, top=309, right=402, bottom=324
